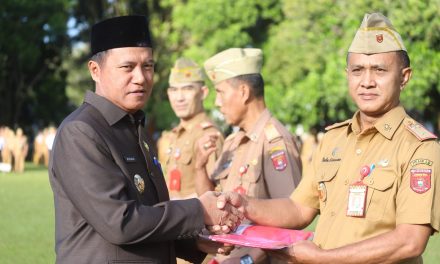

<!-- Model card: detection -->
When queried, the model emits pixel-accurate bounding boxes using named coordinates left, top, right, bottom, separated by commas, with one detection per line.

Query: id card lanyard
left=169, top=148, right=182, bottom=191
left=347, top=164, right=375, bottom=217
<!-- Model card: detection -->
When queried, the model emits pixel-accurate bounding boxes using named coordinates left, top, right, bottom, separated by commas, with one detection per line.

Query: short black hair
left=397, top=50, right=410, bottom=68
left=346, top=50, right=411, bottom=68
left=227, top=73, right=264, bottom=98
left=90, top=50, right=109, bottom=65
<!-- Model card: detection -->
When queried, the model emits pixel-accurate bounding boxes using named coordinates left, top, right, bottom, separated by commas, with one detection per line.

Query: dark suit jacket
left=49, top=91, right=206, bottom=264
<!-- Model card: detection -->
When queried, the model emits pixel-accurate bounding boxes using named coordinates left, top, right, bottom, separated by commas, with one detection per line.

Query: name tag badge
left=124, top=156, right=137, bottom=163
left=346, top=183, right=367, bottom=217
left=346, top=164, right=374, bottom=217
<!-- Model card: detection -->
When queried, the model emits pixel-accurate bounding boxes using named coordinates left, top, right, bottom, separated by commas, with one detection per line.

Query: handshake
left=198, top=191, right=247, bottom=234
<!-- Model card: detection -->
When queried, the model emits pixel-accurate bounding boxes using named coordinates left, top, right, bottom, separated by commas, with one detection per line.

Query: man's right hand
left=199, top=191, right=244, bottom=234
left=216, top=191, right=248, bottom=215
left=205, top=191, right=249, bottom=234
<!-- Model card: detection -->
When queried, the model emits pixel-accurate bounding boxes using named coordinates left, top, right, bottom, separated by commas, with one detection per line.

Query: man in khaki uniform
left=197, top=48, right=302, bottom=263
left=0, top=126, right=13, bottom=166
left=164, top=58, right=224, bottom=200
left=33, top=129, right=46, bottom=166
left=12, top=127, right=28, bottom=173
left=218, top=13, right=440, bottom=263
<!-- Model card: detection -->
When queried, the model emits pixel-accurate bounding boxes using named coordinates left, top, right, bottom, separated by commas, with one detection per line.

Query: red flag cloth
left=207, top=224, right=313, bottom=249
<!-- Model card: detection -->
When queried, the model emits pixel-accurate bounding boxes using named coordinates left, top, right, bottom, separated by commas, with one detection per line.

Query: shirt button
left=344, top=179, right=349, bottom=185
left=356, top=149, right=362, bottom=155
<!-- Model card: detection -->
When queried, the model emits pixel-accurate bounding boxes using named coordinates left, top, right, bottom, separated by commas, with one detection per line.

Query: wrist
left=240, top=254, right=254, bottom=264
left=195, top=165, right=205, bottom=171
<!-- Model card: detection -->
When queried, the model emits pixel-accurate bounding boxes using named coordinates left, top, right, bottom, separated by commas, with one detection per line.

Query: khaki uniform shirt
left=292, top=106, right=440, bottom=264
left=211, top=109, right=302, bottom=199
left=165, top=112, right=223, bottom=199
left=210, top=109, right=302, bottom=263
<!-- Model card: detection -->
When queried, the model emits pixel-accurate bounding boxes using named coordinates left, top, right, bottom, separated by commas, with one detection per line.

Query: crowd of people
left=0, top=125, right=56, bottom=173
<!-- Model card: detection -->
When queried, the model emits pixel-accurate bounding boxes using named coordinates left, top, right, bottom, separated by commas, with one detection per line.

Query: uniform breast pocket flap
left=364, top=169, right=396, bottom=191
left=316, top=164, right=339, bottom=183
left=364, top=168, right=396, bottom=221
left=178, top=148, right=192, bottom=165
left=246, top=163, right=262, bottom=183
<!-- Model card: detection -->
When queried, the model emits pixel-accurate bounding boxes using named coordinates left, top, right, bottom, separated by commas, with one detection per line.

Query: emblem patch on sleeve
left=410, top=169, right=431, bottom=194
left=270, top=149, right=287, bottom=171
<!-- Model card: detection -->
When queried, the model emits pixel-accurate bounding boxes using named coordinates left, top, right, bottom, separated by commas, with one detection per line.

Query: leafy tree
left=67, top=0, right=283, bottom=132
left=63, top=0, right=440, bottom=136
left=0, top=0, right=71, bottom=131
left=152, top=0, right=283, bottom=130
left=264, top=0, right=440, bottom=133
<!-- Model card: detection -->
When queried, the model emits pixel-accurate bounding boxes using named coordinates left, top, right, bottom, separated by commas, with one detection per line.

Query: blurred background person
left=164, top=58, right=224, bottom=200
left=32, top=129, right=47, bottom=166
left=12, top=127, right=28, bottom=173
left=0, top=126, right=14, bottom=172
left=300, top=126, right=323, bottom=175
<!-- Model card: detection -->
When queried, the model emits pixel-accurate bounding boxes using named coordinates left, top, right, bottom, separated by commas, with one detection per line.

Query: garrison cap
left=169, top=58, right=205, bottom=86
left=204, top=48, right=263, bottom=84
left=348, top=13, right=406, bottom=54
left=91, top=15, right=152, bottom=56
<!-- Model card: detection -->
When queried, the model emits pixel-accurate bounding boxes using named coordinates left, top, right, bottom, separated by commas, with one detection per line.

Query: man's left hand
left=197, top=238, right=234, bottom=255
left=266, top=240, right=323, bottom=263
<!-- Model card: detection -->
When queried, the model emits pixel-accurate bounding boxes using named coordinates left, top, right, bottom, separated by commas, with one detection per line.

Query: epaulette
left=404, top=118, right=438, bottom=141
left=199, top=121, right=213, bottom=129
left=264, top=124, right=281, bottom=143
left=325, top=119, right=351, bottom=131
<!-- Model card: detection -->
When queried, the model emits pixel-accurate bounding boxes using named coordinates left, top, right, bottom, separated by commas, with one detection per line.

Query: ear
left=201, top=85, right=209, bottom=100
left=400, top=67, right=412, bottom=91
left=240, top=83, right=251, bottom=103
left=88, top=60, right=101, bottom=82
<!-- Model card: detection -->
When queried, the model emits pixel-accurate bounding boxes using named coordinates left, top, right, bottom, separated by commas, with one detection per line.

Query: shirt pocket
left=315, top=163, right=340, bottom=209
left=178, top=146, right=192, bottom=165
left=242, top=162, right=263, bottom=196
left=364, top=168, right=396, bottom=221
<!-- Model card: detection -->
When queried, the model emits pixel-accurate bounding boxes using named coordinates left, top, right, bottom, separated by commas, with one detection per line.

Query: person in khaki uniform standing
left=164, top=58, right=224, bottom=200
left=12, top=127, right=28, bottom=173
left=217, top=13, right=440, bottom=264
left=196, top=48, right=302, bottom=263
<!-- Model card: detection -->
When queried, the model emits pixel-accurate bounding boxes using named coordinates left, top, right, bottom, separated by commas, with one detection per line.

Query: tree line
left=1, top=0, right=439, bottom=137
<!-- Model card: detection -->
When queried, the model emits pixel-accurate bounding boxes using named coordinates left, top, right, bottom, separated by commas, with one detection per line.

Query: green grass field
left=0, top=163, right=439, bottom=263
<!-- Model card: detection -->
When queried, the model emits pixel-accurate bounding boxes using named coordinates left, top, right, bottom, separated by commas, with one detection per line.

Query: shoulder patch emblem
left=200, top=121, right=213, bottom=129
left=325, top=119, right=351, bottom=131
left=406, top=121, right=437, bottom=141
left=264, top=124, right=281, bottom=142
left=410, top=168, right=431, bottom=194
left=270, top=148, right=287, bottom=171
